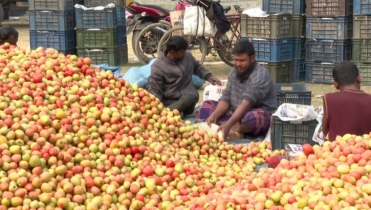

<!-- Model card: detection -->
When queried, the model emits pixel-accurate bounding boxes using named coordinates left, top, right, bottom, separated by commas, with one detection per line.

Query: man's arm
left=147, top=65, right=164, bottom=100
left=191, top=53, right=212, bottom=80
left=322, top=96, right=329, bottom=139
left=225, top=99, right=252, bottom=126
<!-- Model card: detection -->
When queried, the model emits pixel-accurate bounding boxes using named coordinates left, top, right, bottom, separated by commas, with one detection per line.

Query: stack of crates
left=28, top=0, right=76, bottom=55
left=75, top=0, right=128, bottom=66
left=305, top=0, right=353, bottom=84
left=262, top=0, right=307, bottom=82
left=240, top=13, right=294, bottom=83
left=352, top=0, right=371, bottom=85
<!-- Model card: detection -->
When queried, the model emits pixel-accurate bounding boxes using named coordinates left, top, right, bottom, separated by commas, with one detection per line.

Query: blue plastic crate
left=354, top=0, right=371, bottom=15
left=117, top=26, right=127, bottom=45
left=262, top=0, right=305, bottom=14
left=292, top=59, right=306, bottom=82
left=306, top=16, right=353, bottom=39
left=306, top=61, right=336, bottom=84
left=252, top=38, right=293, bottom=62
left=75, top=7, right=117, bottom=28
left=116, top=6, right=126, bottom=26
left=120, top=44, right=128, bottom=64
left=29, top=10, right=75, bottom=31
left=30, top=30, right=76, bottom=51
left=292, top=37, right=305, bottom=60
left=306, top=39, right=351, bottom=62
left=28, top=0, right=75, bottom=10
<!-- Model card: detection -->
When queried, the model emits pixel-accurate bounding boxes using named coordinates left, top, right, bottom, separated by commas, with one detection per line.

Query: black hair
left=166, top=36, right=188, bottom=52
left=0, top=26, right=18, bottom=41
left=332, top=61, right=359, bottom=86
left=233, top=40, right=255, bottom=56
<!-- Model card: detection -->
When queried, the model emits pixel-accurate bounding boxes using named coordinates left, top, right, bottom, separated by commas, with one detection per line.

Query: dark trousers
left=162, top=94, right=197, bottom=116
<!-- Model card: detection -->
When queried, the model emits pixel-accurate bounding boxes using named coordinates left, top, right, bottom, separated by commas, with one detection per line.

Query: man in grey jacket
left=196, top=40, right=277, bottom=140
left=148, top=36, right=221, bottom=117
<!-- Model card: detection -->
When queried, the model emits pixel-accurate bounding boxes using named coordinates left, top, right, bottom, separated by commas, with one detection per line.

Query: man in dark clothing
left=148, top=36, right=221, bottom=116
left=196, top=40, right=277, bottom=140
left=0, top=26, right=18, bottom=46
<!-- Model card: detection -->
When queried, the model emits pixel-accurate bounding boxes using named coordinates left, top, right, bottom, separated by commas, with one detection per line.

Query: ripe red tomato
left=302, top=144, right=313, bottom=156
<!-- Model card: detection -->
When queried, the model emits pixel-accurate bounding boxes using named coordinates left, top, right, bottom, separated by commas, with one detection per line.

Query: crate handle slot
left=85, top=49, right=106, bottom=53
left=320, top=18, right=334, bottom=21
left=87, top=29, right=105, bottom=31
left=320, top=62, right=333, bottom=65
left=289, top=121, right=303, bottom=124
left=37, top=31, right=55, bottom=36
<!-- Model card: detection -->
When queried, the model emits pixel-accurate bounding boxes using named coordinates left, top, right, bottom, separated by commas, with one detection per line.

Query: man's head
left=166, top=36, right=188, bottom=61
left=233, top=40, right=256, bottom=77
left=0, top=26, right=18, bottom=46
left=332, top=61, right=361, bottom=90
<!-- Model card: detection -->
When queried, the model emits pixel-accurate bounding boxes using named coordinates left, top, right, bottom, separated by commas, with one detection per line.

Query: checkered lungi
left=195, top=100, right=271, bottom=136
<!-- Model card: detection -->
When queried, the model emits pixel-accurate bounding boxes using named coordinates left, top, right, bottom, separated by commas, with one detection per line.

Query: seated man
left=148, top=36, right=221, bottom=117
left=196, top=40, right=277, bottom=140
left=0, top=26, right=18, bottom=46
left=322, top=61, right=371, bottom=141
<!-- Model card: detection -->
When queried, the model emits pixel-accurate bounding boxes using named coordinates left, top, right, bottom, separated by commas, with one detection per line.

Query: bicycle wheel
left=157, top=26, right=208, bottom=64
left=134, top=22, right=172, bottom=65
left=216, top=33, right=236, bottom=67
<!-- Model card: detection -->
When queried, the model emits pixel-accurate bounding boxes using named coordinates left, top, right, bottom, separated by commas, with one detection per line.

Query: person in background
left=322, top=61, right=371, bottom=141
left=268, top=61, right=371, bottom=168
left=196, top=40, right=277, bottom=140
left=0, top=26, right=18, bottom=46
left=148, top=36, right=221, bottom=118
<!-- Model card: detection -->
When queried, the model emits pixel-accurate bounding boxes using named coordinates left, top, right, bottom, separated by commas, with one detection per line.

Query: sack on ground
left=184, top=6, right=214, bottom=37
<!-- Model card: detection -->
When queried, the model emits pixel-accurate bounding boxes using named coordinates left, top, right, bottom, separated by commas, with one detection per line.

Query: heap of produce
left=0, top=44, right=370, bottom=210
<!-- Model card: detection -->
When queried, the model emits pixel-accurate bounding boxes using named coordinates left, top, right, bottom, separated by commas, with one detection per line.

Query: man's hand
left=205, top=115, right=217, bottom=126
left=217, top=122, right=233, bottom=140
left=208, top=76, right=222, bottom=86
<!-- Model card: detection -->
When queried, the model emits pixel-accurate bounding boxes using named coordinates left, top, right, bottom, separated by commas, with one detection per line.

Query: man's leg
left=231, top=109, right=271, bottom=136
left=195, top=100, right=230, bottom=124
left=164, top=94, right=196, bottom=115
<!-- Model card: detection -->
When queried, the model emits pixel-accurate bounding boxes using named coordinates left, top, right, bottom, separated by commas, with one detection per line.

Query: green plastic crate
left=271, top=115, right=318, bottom=150
left=76, top=28, right=118, bottom=48
left=77, top=47, right=121, bottom=66
left=353, top=16, right=371, bottom=39
left=259, top=61, right=292, bottom=83
left=241, top=14, right=293, bottom=39
left=355, top=62, right=371, bottom=86
left=292, top=14, right=306, bottom=37
left=352, top=39, right=371, bottom=63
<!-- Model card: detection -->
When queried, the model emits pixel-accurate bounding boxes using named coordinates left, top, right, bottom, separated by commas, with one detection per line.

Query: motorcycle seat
left=134, top=2, right=171, bottom=14
left=223, top=5, right=231, bottom=13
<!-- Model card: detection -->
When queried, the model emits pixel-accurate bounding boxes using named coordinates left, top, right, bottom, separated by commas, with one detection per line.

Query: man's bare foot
left=231, top=122, right=252, bottom=133
left=228, top=131, right=244, bottom=141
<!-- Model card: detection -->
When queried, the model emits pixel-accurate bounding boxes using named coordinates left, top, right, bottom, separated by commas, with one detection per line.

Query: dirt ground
left=15, top=25, right=371, bottom=106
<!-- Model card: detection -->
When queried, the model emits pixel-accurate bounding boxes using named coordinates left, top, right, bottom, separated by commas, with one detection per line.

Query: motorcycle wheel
left=134, top=22, right=172, bottom=65
left=157, top=26, right=208, bottom=64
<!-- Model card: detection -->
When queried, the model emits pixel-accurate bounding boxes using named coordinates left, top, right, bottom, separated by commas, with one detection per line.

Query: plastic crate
left=305, top=0, right=353, bottom=17
left=116, top=6, right=126, bottom=26
left=77, top=47, right=121, bottom=66
left=355, top=62, right=371, bottom=86
left=292, top=37, right=305, bottom=59
left=58, top=49, right=77, bottom=56
left=75, top=7, right=117, bottom=29
left=352, top=39, right=371, bottom=63
left=117, top=26, right=127, bottom=45
left=353, top=16, right=371, bottom=39
left=28, top=0, right=75, bottom=10
left=292, top=59, right=306, bottom=81
left=262, top=0, right=305, bottom=14
left=306, top=16, right=353, bottom=39
left=259, top=61, right=292, bottom=83
left=274, top=83, right=311, bottom=105
left=292, top=15, right=306, bottom=37
left=120, top=44, right=128, bottom=64
left=76, top=28, right=120, bottom=48
left=305, top=39, right=352, bottom=62
left=252, top=38, right=293, bottom=62
left=84, top=0, right=124, bottom=7
left=30, top=30, right=76, bottom=51
left=354, top=0, right=371, bottom=15
left=271, top=116, right=318, bottom=150
left=240, top=14, right=292, bottom=39
left=306, top=61, right=335, bottom=84
left=29, top=10, right=75, bottom=31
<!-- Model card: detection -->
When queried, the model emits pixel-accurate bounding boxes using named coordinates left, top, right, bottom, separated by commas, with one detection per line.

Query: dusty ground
left=14, top=25, right=371, bottom=106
